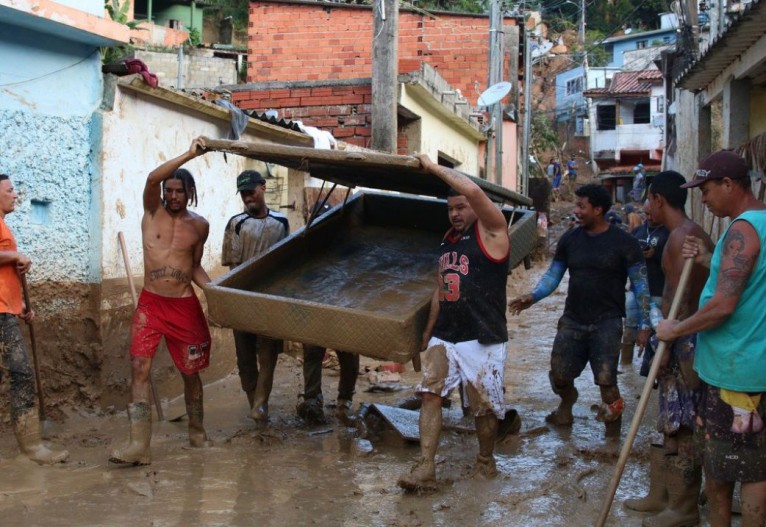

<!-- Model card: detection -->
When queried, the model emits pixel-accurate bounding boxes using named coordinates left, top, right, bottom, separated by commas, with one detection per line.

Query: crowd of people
left=1, top=143, right=765, bottom=525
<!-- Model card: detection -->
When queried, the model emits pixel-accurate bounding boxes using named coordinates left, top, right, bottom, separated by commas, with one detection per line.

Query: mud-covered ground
left=0, top=210, right=728, bottom=526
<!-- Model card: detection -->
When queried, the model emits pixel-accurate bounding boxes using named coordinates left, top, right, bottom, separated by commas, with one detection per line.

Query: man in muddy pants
left=0, top=174, right=69, bottom=464
left=110, top=138, right=213, bottom=466
left=624, top=170, right=714, bottom=526
left=510, top=184, right=651, bottom=436
left=222, top=170, right=289, bottom=423
left=397, top=153, right=510, bottom=492
left=658, top=151, right=766, bottom=527
left=296, top=345, right=359, bottom=425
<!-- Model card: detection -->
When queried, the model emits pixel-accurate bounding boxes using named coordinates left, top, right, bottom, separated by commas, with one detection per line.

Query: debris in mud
left=126, top=481, right=153, bottom=497
left=365, top=382, right=410, bottom=393
left=226, top=428, right=284, bottom=446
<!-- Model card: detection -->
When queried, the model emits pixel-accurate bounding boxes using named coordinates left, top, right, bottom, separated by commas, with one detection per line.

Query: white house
left=584, top=69, right=665, bottom=175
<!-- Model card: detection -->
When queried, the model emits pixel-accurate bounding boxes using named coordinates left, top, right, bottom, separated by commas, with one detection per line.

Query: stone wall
left=134, top=49, right=239, bottom=89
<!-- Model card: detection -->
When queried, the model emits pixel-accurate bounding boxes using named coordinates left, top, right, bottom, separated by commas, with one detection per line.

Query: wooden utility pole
left=372, top=0, right=399, bottom=153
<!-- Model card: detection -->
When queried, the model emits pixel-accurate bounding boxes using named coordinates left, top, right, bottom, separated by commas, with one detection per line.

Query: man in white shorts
left=398, top=154, right=511, bottom=492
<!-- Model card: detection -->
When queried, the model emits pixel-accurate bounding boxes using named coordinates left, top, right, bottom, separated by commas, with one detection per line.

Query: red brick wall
left=232, top=82, right=418, bottom=151
left=247, top=1, right=517, bottom=106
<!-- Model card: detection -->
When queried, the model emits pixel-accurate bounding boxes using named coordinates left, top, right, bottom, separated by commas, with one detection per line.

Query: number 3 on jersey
left=439, top=272, right=461, bottom=301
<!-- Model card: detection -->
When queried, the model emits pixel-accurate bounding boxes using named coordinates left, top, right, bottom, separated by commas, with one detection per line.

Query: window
left=566, top=77, right=584, bottom=96
left=597, top=105, right=616, bottom=130
left=636, top=40, right=648, bottom=49
left=634, top=101, right=650, bottom=124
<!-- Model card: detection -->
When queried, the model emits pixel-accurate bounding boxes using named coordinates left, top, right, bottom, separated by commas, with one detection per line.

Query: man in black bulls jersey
left=398, top=154, right=511, bottom=492
left=510, top=184, right=651, bottom=437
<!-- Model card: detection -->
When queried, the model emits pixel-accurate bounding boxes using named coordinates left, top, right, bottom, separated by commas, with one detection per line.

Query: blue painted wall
left=0, top=23, right=103, bottom=283
left=604, top=29, right=676, bottom=68
left=555, top=65, right=586, bottom=123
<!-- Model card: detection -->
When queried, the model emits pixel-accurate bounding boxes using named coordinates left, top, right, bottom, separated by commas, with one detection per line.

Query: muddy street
left=0, top=262, right=718, bottom=527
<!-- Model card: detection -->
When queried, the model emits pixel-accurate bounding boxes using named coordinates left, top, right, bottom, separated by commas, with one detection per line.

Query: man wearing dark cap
left=657, top=150, right=766, bottom=527
left=222, top=170, right=289, bottom=423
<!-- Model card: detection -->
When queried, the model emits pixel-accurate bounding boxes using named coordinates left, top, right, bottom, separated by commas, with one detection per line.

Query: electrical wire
left=0, top=49, right=100, bottom=88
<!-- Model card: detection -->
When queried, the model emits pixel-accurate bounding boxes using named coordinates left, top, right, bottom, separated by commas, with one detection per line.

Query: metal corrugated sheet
left=584, top=69, right=663, bottom=97
left=677, top=0, right=766, bottom=91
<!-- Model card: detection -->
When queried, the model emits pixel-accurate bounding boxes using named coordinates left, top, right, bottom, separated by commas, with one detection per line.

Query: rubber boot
left=625, top=444, right=668, bottom=512
left=642, top=455, right=701, bottom=527
left=398, top=395, right=440, bottom=492
left=187, top=402, right=211, bottom=448
left=546, top=371, right=578, bottom=425
left=250, top=342, right=279, bottom=423
left=109, top=402, right=151, bottom=465
left=336, top=398, right=353, bottom=426
left=13, top=408, right=69, bottom=465
left=621, top=327, right=637, bottom=365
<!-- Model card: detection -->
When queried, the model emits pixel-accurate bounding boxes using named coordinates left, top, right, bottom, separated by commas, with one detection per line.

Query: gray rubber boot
left=625, top=444, right=668, bottom=512
left=109, top=402, right=152, bottom=466
left=642, top=454, right=701, bottom=527
left=14, top=408, right=69, bottom=465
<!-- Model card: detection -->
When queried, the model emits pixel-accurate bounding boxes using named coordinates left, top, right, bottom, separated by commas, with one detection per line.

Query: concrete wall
left=0, top=24, right=103, bottom=283
left=97, top=79, right=295, bottom=406
left=134, top=49, right=238, bottom=89
left=399, top=85, right=480, bottom=176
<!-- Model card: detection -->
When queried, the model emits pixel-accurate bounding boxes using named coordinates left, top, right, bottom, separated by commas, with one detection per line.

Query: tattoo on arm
left=719, top=229, right=755, bottom=297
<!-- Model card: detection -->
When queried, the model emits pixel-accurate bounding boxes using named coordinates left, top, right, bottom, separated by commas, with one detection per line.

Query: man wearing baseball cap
left=222, top=170, right=289, bottom=423
left=657, top=150, right=766, bottom=527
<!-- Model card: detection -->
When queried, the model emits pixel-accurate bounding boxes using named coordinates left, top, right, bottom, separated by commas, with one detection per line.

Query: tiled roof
left=584, top=69, right=663, bottom=97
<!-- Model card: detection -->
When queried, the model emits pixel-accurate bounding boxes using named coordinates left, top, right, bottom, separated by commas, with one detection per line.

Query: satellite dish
left=478, top=81, right=512, bottom=108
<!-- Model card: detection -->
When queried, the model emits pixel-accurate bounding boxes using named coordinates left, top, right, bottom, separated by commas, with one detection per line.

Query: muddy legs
left=546, top=371, right=578, bottom=426
left=184, top=373, right=211, bottom=448
left=397, top=392, right=441, bottom=492
left=474, top=413, right=498, bottom=479
left=621, top=327, right=637, bottom=365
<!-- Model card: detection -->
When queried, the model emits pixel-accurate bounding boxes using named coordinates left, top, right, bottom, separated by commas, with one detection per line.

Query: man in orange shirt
left=0, top=174, right=69, bottom=464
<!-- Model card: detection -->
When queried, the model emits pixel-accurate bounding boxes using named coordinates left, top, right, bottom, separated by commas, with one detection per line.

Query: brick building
left=223, top=0, right=522, bottom=182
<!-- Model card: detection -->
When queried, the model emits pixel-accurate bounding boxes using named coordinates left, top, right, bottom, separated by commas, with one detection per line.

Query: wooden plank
left=201, top=137, right=533, bottom=207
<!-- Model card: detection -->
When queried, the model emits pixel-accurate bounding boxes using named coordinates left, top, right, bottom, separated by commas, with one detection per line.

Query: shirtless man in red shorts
left=110, top=137, right=212, bottom=465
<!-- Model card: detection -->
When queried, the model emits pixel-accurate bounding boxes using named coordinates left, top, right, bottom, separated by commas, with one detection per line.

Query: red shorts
left=130, top=289, right=211, bottom=375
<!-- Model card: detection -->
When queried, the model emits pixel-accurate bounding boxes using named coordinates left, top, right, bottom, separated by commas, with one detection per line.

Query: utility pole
left=579, top=0, right=586, bottom=44
left=521, top=26, right=533, bottom=197
left=372, top=0, right=399, bottom=153
left=487, top=0, right=504, bottom=185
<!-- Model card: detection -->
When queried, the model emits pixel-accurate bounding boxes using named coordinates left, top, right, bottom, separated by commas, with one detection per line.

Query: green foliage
left=105, top=0, right=143, bottom=30
left=531, top=113, right=558, bottom=154
left=188, top=27, right=202, bottom=47
left=203, top=0, right=250, bottom=29
left=584, top=29, right=609, bottom=67
left=103, top=0, right=140, bottom=65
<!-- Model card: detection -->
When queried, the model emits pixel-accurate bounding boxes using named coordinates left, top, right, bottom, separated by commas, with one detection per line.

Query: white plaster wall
left=399, top=89, right=481, bottom=176
left=99, top=86, right=290, bottom=286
